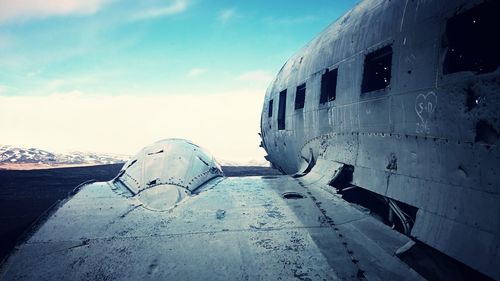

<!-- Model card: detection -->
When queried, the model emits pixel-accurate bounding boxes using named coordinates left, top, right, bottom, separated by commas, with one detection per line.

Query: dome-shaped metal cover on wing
left=115, top=139, right=224, bottom=210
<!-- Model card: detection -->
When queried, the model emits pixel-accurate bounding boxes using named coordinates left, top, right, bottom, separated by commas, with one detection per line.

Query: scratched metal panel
left=395, top=17, right=440, bottom=94
left=358, top=96, right=392, bottom=133
left=412, top=209, right=500, bottom=279
left=321, top=134, right=359, bottom=166
left=391, top=91, right=433, bottom=137
left=336, top=57, right=362, bottom=106
left=387, top=173, right=500, bottom=236
left=351, top=166, right=390, bottom=196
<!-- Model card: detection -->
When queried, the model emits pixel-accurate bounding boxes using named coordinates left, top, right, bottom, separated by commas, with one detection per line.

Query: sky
left=0, top=0, right=358, bottom=164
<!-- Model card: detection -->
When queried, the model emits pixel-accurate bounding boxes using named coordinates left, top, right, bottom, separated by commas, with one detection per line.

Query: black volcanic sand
left=0, top=164, right=124, bottom=263
left=221, top=166, right=281, bottom=177
left=0, top=164, right=280, bottom=263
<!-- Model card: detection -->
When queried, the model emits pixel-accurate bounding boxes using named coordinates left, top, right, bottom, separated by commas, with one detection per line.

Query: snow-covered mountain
left=0, top=145, right=129, bottom=168
left=0, top=145, right=269, bottom=169
left=218, top=158, right=269, bottom=167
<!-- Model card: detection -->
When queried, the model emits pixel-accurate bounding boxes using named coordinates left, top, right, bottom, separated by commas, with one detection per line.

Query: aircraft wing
left=0, top=174, right=424, bottom=280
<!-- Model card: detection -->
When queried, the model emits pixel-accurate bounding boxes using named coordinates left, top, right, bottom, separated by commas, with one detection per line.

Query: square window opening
left=278, top=90, right=287, bottom=130
left=295, top=83, right=306, bottom=109
left=268, top=99, right=273, bottom=117
left=361, top=45, right=393, bottom=93
left=320, top=68, right=338, bottom=104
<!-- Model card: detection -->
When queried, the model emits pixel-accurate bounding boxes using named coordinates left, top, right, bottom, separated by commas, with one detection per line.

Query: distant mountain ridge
left=0, top=145, right=129, bottom=169
left=0, top=145, right=269, bottom=169
left=218, top=159, right=269, bottom=167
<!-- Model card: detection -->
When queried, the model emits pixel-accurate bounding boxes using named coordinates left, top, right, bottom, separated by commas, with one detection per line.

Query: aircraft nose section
left=114, top=138, right=224, bottom=210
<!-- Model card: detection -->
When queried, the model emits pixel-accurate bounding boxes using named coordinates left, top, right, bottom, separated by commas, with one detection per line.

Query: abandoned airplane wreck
left=260, top=0, right=499, bottom=279
left=1, top=0, right=499, bottom=280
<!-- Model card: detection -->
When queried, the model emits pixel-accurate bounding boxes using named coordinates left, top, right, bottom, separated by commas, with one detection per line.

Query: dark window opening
left=320, top=68, right=338, bottom=104
left=361, top=45, right=393, bottom=93
left=268, top=99, right=273, bottom=117
left=277, top=90, right=287, bottom=130
left=295, top=83, right=306, bottom=109
left=443, top=1, right=500, bottom=74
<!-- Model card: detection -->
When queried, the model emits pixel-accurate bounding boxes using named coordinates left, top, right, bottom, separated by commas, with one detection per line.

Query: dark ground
left=0, top=164, right=280, bottom=263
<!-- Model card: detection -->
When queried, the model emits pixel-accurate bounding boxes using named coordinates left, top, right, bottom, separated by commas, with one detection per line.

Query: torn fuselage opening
left=475, top=119, right=499, bottom=144
left=328, top=164, right=354, bottom=189
left=443, top=1, right=500, bottom=74
left=398, top=240, right=495, bottom=281
left=329, top=164, right=418, bottom=235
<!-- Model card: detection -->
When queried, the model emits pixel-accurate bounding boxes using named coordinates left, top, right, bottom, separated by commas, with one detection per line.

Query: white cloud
left=33, top=71, right=121, bottom=95
left=218, top=8, right=236, bottom=23
left=0, top=91, right=267, bottom=164
left=187, top=68, right=207, bottom=77
left=49, top=90, right=83, bottom=99
left=0, top=0, right=109, bottom=23
left=237, top=70, right=274, bottom=84
left=131, top=0, right=188, bottom=21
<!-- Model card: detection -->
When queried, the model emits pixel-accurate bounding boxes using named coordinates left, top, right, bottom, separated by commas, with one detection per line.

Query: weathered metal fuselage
left=260, top=0, right=500, bottom=279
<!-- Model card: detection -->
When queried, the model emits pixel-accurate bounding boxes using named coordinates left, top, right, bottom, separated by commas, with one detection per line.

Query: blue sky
left=0, top=0, right=358, bottom=163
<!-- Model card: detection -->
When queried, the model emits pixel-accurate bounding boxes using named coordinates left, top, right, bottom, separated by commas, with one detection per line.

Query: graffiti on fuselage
left=415, top=91, right=437, bottom=134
